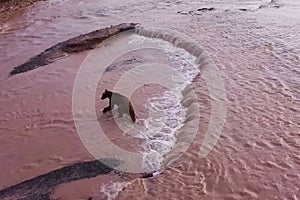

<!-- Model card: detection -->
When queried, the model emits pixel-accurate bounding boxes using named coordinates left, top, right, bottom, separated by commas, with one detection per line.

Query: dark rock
left=105, top=65, right=117, bottom=72
left=178, top=7, right=215, bottom=16
left=0, top=159, right=121, bottom=200
left=141, top=172, right=154, bottom=178
left=197, top=7, right=215, bottom=11
left=9, top=23, right=139, bottom=76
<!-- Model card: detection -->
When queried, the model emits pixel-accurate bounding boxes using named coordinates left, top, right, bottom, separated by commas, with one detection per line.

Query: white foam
left=127, top=35, right=200, bottom=172
left=101, top=181, right=130, bottom=200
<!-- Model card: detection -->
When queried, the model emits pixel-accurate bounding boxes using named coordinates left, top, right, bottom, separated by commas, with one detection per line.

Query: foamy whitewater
left=102, top=33, right=200, bottom=199
left=127, top=34, right=199, bottom=171
left=101, top=181, right=131, bottom=200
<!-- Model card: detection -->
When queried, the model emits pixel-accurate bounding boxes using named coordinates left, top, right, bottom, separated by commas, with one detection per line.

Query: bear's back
left=111, top=92, right=129, bottom=105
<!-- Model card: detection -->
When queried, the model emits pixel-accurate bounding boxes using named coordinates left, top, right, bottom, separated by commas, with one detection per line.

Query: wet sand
left=1, top=0, right=300, bottom=199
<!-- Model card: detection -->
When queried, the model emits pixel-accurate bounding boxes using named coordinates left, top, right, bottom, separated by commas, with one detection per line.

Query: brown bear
left=101, top=89, right=136, bottom=122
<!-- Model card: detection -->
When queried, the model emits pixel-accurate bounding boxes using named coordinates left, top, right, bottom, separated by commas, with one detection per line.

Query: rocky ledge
left=9, top=23, right=139, bottom=76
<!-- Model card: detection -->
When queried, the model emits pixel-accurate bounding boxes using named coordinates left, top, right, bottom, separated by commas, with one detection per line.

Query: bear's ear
left=105, top=89, right=107, bottom=92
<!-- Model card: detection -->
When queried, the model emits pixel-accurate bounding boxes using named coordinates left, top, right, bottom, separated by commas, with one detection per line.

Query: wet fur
left=101, top=89, right=136, bottom=122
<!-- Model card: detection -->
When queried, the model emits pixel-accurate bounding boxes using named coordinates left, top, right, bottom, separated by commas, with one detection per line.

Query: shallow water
left=0, top=0, right=300, bottom=199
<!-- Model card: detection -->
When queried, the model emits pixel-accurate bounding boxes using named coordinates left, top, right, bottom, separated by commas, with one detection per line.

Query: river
left=0, top=0, right=299, bottom=199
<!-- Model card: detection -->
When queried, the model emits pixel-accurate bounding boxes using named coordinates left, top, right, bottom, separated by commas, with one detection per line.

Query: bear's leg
left=102, top=106, right=112, bottom=113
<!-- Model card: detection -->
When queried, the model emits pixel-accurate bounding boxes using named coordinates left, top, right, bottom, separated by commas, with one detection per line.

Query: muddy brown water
left=0, top=0, right=300, bottom=199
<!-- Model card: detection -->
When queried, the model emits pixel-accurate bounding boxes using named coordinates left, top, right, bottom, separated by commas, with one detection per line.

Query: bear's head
left=101, top=89, right=112, bottom=100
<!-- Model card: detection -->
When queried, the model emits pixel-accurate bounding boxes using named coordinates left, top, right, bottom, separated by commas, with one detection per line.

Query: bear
left=101, top=89, right=136, bottom=122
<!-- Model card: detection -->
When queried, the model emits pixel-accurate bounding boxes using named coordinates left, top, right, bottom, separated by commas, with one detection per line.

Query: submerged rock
left=177, top=7, right=215, bottom=16
left=0, top=158, right=163, bottom=199
left=0, top=159, right=122, bottom=200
